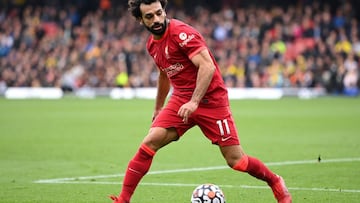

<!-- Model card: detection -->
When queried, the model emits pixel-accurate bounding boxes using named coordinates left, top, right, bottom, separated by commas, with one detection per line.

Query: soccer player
left=110, top=0, right=292, bottom=202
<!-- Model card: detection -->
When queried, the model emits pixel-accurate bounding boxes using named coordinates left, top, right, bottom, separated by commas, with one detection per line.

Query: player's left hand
left=178, top=101, right=198, bottom=124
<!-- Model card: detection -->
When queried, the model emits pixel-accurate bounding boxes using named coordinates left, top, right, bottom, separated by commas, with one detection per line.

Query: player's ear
left=138, top=18, right=144, bottom=25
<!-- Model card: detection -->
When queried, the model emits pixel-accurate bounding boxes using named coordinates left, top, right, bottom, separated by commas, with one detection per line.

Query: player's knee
left=231, top=154, right=249, bottom=172
left=142, top=127, right=176, bottom=151
left=226, top=158, right=240, bottom=169
left=142, top=137, right=161, bottom=152
left=220, top=145, right=246, bottom=168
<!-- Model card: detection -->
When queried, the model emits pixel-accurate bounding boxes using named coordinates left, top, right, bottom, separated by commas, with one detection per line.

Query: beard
left=144, top=19, right=167, bottom=36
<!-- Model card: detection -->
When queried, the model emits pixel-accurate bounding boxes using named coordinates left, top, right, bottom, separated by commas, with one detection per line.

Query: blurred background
left=0, top=0, right=359, bottom=97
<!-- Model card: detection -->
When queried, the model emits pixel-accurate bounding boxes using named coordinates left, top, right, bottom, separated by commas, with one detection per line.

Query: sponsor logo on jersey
left=179, top=33, right=195, bottom=47
left=163, top=63, right=184, bottom=77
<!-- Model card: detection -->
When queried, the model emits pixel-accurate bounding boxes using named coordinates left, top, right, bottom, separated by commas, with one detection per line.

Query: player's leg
left=220, top=145, right=279, bottom=184
left=111, top=97, right=194, bottom=203
left=111, top=127, right=179, bottom=203
left=220, top=145, right=292, bottom=203
left=195, top=106, right=291, bottom=202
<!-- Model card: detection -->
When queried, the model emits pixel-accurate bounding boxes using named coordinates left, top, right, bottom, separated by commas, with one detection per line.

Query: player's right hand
left=152, top=108, right=162, bottom=121
left=178, top=100, right=198, bottom=124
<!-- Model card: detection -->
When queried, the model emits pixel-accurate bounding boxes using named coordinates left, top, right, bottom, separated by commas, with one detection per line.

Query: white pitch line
left=34, top=157, right=360, bottom=184
left=140, top=183, right=360, bottom=193
left=32, top=181, right=360, bottom=193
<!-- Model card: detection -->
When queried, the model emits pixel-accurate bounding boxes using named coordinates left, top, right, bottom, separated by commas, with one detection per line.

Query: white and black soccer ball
left=191, top=183, right=226, bottom=203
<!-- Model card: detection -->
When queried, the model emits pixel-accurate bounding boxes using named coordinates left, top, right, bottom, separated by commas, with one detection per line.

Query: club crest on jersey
left=179, top=32, right=195, bottom=47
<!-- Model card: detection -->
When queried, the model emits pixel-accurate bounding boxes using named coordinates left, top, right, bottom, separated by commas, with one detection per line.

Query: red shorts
left=151, top=95, right=240, bottom=146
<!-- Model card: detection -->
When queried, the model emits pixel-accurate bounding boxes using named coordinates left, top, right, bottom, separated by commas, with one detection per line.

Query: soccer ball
left=191, top=183, right=226, bottom=203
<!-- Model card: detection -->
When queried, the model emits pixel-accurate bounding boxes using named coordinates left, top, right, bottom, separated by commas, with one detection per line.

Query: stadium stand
left=0, top=0, right=359, bottom=96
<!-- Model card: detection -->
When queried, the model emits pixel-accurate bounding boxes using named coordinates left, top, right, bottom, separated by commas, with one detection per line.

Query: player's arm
left=153, top=69, right=170, bottom=120
left=178, top=48, right=215, bottom=123
left=190, top=48, right=215, bottom=104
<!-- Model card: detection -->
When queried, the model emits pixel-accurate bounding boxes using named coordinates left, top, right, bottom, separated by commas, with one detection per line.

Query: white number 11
left=216, top=119, right=230, bottom=136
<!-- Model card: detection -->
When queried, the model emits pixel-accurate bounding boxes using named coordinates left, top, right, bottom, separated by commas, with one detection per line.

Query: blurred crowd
left=0, top=0, right=359, bottom=96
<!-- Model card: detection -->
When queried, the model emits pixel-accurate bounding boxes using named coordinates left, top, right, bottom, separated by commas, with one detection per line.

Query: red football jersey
left=146, top=19, right=229, bottom=107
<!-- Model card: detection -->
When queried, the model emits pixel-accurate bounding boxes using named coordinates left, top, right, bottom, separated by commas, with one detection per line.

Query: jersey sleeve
left=171, top=22, right=208, bottom=59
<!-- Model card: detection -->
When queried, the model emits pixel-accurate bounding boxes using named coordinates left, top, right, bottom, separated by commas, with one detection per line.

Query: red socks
left=120, top=144, right=155, bottom=202
left=233, top=155, right=278, bottom=186
left=119, top=148, right=277, bottom=202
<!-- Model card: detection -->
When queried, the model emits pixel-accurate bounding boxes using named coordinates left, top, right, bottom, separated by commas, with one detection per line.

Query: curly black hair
left=128, top=0, right=168, bottom=19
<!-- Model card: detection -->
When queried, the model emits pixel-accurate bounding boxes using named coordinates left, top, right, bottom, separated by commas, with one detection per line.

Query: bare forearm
left=155, top=72, right=170, bottom=111
left=191, top=63, right=215, bottom=104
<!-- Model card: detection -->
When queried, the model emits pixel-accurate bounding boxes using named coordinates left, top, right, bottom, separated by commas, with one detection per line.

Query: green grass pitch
left=0, top=97, right=359, bottom=203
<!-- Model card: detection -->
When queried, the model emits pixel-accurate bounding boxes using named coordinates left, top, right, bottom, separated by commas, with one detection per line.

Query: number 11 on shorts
left=216, top=119, right=230, bottom=136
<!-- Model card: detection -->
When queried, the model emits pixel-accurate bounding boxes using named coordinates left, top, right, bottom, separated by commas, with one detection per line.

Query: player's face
left=140, top=1, right=167, bottom=38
